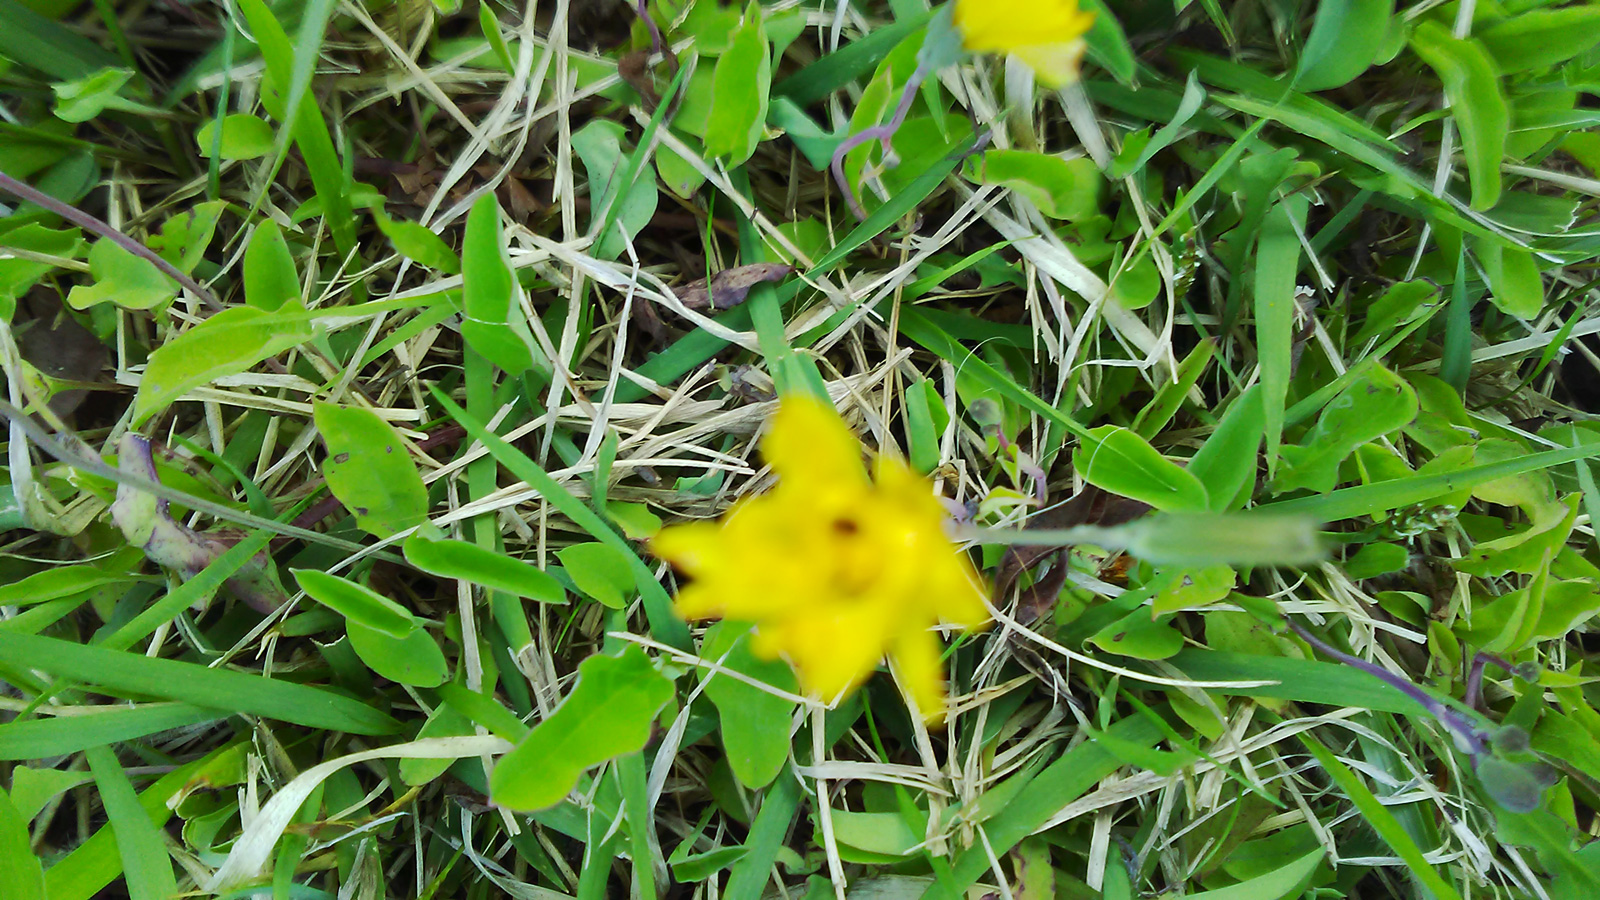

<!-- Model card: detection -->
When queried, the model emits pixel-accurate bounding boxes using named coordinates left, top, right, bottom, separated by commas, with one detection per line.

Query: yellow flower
left=953, top=0, right=1096, bottom=89
left=652, top=396, right=989, bottom=721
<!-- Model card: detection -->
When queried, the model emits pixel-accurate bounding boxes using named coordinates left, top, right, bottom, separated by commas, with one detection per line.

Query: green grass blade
left=0, top=634, right=401, bottom=735
left=85, top=745, right=178, bottom=900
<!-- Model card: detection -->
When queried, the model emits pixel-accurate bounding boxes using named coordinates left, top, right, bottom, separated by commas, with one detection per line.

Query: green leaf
left=312, top=401, right=429, bottom=538
left=377, top=213, right=461, bottom=274
left=1344, top=542, right=1410, bottom=580
left=242, top=220, right=299, bottom=310
left=0, top=787, right=45, bottom=900
left=51, top=67, right=134, bottom=123
left=1075, top=425, right=1209, bottom=512
left=572, top=119, right=659, bottom=260
left=1189, top=386, right=1265, bottom=512
left=1182, top=847, right=1322, bottom=900
left=967, top=150, right=1101, bottom=221
left=0, top=704, right=222, bottom=760
left=1472, top=236, right=1544, bottom=318
left=459, top=193, right=534, bottom=372
left=0, top=633, right=401, bottom=734
left=1409, top=21, right=1508, bottom=210
left=701, top=623, right=797, bottom=789
left=347, top=620, right=449, bottom=687
left=403, top=535, right=565, bottom=602
left=399, top=702, right=475, bottom=786
left=85, top=745, right=178, bottom=900
left=1274, top=364, right=1418, bottom=494
left=1477, top=8, right=1600, bottom=73
left=0, top=566, right=137, bottom=606
left=292, top=569, right=417, bottom=637
left=149, top=200, right=228, bottom=275
left=1088, top=610, right=1186, bottom=660
left=1254, top=199, right=1302, bottom=470
left=1296, top=0, right=1395, bottom=91
left=489, top=645, right=673, bottom=811
left=132, top=300, right=318, bottom=426
left=195, top=113, right=275, bottom=160
left=556, top=542, right=636, bottom=609
left=6, top=766, right=90, bottom=820
left=65, top=239, right=177, bottom=311
left=704, top=4, right=770, bottom=166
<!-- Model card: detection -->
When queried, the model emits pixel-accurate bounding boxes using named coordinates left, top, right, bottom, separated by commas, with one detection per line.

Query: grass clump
left=4, top=1, right=1600, bottom=899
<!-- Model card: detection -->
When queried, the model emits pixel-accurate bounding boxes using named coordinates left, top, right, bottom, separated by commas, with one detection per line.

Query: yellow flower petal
left=761, top=394, right=868, bottom=491
left=756, top=602, right=896, bottom=701
left=891, top=627, right=947, bottom=723
left=1009, top=39, right=1090, bottom=89
left=953, top=0, right=1095, bottom=53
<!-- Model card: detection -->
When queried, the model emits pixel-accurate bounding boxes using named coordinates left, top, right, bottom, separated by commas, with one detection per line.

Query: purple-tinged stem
left=635, top=0, right=666, bottom=63
left=1286, top=618, right=1491, bottom=758
left=831, top=65, right=930, bottom=220
left=1464, top=651, right=1525, bottom=711
left=0, top=171, right=223, bottom=311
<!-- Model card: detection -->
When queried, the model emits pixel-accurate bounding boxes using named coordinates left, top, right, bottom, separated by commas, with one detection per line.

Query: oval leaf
left=556, top=542, right=636, bottom=609
left=1410, top=22, right=1508, bottom=211
left=402, top=535, right=565, bottom=603
left=1075, top=425, right=1209, bottom=512
left=293, top=569, right=417, bottom=638
left=132, top=301, right=317, bottom=426
left=242, top=220, right=299, bottom=311
left=346, top=621, right=449, bottom=688
left=700, top=623, right=797, bottom=789
left=313, top=402, right=429, bottom=538
left=489, top=645, right=673, bottom=811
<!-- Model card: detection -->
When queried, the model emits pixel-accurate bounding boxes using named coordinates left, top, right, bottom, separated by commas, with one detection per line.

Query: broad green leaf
left=656, top=135, right=708, bottom=199
left=312, top=401, right=429, bottom=537
left=347, top=620, right=449, bottom=687
left=1080, top=0, right=1135, bottom=83
left=1152, top=565, right=1236, bottom=615
left=1274, top=364, right=1418, bottom=494
left=0, top=224, right=85, bottom=317
left=1183, top=847, right=1323, bottom=900
left=402, top=535, right=566, bottom=603
left=377, top=214, right=460, bottom=274
left=399, top=702, right=475, bottom=785
left=1075, top=425, right=1209, bottom=512
left=1255, top=199, right=1302, bottom=470
left=1477, top=8, right=1600, bottom=73
left=0, top=565, right=136, bottom=606
left=196, top=113, right=275, bottom=160
left=605, top=501, right=663, bottom=540
left=0, top=633, right=401, bottom=734
left=51, top=67, right=134, bottom=123
left=132, top=300, right=318, bottom=426
left=242, top=220, right=299, bottom=310
left=967, top=150, right=1100, bottom=221
left=1189, top=386, right=1265, bottom=512
left=701, top=623, right=797, bottom=789
left=1088, top=610, right=1185, bottom=660
left=459, top=193, right=534, bottom=372
left=148, top=200, right=228, bottom=276
left=556, top=541, right=636, bottom=609
left=1472, top=236, right=1544, bottom=318
left=489, top=645, right=674, bottom=811
left=1410, top=22, right=1508, bottom=210
left=1296, top=0, right=1395, bottom=91
left=572, top=119, right=659, bottom=260
left=7, top=766, right=90, bottom=820
left=0, top=788, right=45, bottom=900
left=292, top=568, right=417, bottom=637
left=829, top=810, right=918, bottom=861
left=65, top=239, right=177, bottom=311
left=85, top=745, right=178, bottom=900
left=1344, top=542, right=1410, bottom=579
left=704, top=4, right=769, bottom=166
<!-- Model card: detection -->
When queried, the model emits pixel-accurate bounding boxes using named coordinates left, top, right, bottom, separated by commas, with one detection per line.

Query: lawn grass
left=4, top=1, right=1600, bottom=899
